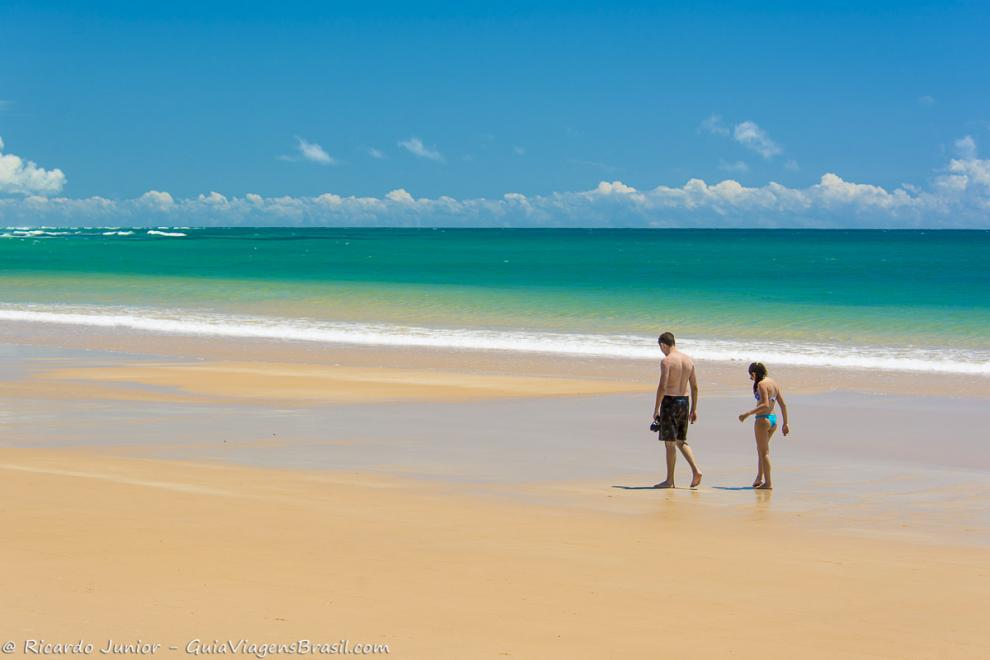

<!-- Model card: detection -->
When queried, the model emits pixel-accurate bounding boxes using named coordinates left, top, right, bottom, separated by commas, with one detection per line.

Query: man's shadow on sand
left=611, top=485, right=757, bottom=491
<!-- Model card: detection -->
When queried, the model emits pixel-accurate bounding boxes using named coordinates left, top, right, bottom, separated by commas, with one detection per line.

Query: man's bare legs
left=753, top=420, right=774, bottom=489
left=654, top=441, right=678, bottom=488
left=655, top=440, right=702, bottom=488
left=677, top=441, right=703, bottom=488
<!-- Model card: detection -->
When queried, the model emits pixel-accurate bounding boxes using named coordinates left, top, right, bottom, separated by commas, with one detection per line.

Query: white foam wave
left=2, top=229, right=84, bottom=238
left=146, top=230, right=186, bottom=237
left=0, top=306, right=987, bottom=375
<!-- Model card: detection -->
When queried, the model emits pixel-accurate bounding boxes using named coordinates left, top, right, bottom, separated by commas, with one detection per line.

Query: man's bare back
left=661, top=350, right=695, bottom=396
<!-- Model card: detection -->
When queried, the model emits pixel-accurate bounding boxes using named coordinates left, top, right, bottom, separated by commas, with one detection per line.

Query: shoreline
left=3, top=320, right=989, bottom=398
left=2, top=305, right=989, bottom=376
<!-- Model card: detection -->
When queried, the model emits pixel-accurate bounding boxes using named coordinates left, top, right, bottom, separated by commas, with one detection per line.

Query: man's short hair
left=658, top=332, right=676, bottom=347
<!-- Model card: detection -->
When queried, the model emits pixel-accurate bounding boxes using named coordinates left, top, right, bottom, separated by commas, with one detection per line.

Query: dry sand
left=1, top=333, right=989, bottom=658
left=1, top=448, right=987, bottom=659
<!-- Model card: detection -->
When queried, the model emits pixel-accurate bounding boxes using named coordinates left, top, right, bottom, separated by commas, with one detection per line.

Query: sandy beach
left=2, top=447, right=987, bottom=659
left=5, top=2, right=989, bottom=657
left=1, top=329, right=989, bottom=659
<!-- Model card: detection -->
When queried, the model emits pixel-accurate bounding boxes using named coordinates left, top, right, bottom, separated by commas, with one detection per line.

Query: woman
left=738, top=363, right=789, bottom=489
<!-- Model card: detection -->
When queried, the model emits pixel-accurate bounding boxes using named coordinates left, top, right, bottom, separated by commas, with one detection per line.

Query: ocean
left=2, top=227, right=989, bottom=374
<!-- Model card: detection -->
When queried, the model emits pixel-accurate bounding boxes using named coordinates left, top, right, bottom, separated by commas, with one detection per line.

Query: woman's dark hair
left=748, top=362, right=768, bottom=396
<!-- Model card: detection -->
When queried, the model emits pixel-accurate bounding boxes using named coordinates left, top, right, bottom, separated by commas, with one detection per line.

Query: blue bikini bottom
left=755, top=413, right=777, bottom=427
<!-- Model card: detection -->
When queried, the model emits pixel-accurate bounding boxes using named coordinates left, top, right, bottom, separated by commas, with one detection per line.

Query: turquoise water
left=2, top=228, right=989, bottom=372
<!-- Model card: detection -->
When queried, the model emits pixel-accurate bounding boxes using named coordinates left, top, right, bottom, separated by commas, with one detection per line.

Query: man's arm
left=688, top=364, right=699, bottom=423
left=653, top=358, right=669, bottom=418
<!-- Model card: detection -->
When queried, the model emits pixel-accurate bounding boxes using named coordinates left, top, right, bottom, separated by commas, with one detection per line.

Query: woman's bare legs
left=753, top=419, right=775, bottom=488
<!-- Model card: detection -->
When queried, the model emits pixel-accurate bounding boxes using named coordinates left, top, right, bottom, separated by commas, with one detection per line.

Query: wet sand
left=1, top=449, right=987, bottom=659
left=1, top=332, right=989, bottom=658
left=3, top=319, right=989, bottom=398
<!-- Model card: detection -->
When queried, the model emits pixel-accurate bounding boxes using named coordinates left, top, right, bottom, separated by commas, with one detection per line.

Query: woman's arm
left=739, top=382, right=771, bottom=421
left=777, top=388, right=790, bottom=435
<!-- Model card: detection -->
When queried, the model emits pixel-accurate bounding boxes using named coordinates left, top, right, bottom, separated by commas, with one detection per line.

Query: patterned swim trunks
left=657, top=395, right=690, bottom=442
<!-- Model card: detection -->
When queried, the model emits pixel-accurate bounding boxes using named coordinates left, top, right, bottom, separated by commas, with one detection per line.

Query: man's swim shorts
left=658, top=395, right=690, bottom=442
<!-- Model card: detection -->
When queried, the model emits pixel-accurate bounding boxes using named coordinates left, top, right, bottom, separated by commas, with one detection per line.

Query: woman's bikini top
left=755, top=386, right=777, bottom=403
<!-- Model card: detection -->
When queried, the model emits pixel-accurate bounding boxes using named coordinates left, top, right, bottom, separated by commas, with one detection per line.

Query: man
left=652, top=331, right=702, bottom=488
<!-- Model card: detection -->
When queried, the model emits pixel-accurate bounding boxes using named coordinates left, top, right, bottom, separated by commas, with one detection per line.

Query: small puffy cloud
left=733, top=121, right=783, bottom=159
left=198, top=191, right=229, bottom=207
left=386, top=188, right=415, bottom=204
left=367, top=147, right=386, bottom=159
left=699, top=114, right=730, bottom=136
left=595, top=181, right=637, bottom=195
left=813, top=173, right=908, bottom=209
left=295, top=137, right=336, bottom=165
left=315, top=193, right=342, bottom=206
left=718, top=159, right=749, bottom=174
left=138, top=190, right=175, bottom=209
left=703, top=115, right=784, bottom=160
left=0, top=136, right=67, bottom=195
left=954, top=135, right=977, bottom=159
left=398, top=136, right=444, bottom=162
left=946, top=147, right=990, bottom=195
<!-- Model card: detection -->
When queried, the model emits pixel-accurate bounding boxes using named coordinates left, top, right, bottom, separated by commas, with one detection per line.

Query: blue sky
left=1, top=1, right=988, bottom=227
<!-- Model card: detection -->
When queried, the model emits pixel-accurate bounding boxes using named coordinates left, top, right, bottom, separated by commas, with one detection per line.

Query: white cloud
left=315, top=193, right=342, bottom=206
left=733, top=121, right=783, bottom=159
left=718, top=159, right=749, bottom=174
left=138, top=190, right=175, bottom=210
left=703, top=115, right=784, bottom=159
left=595, top=181, right=638, bottom=195
left=295, top=137, right=336, bottom=165
left=198, top=191, right=229, bottom=208
left=954, top=157, right=990, bottom=187
left=0, top=136, right=67, bottom=195
left=367, top=147, right=386, bottom=159
left=954, top=135, right=977, bottom=159
left=699, top=114, right=729, bottom=136
left=398, top=137, right=444, bottom=162
left=385, top=188, right=415, bottom=204
left=2, top=137, right=988, bottom=228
